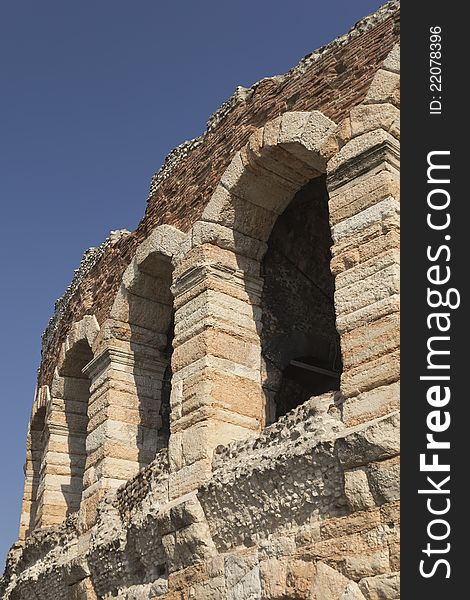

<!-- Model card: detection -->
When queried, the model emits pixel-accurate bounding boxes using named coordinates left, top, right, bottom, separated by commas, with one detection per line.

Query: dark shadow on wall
left=159, top=320, right=174, bottom=451
left=261, top=176, right=342, bottom=422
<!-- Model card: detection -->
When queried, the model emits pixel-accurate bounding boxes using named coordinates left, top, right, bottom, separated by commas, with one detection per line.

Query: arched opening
left=24, top=405, right=46, bottom=536
left=169, top=111, right=340, bottom=477
left=53, top=339, right=93, bottom=516
left=261, top=175, right=342, bottom=423
left=127, top=248, right=175, bottom=466
left=78, top=229, right=182, bottom=511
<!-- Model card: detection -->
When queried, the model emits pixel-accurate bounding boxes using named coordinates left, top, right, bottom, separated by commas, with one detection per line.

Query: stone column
left=18, top=428, right=42, bottom=540
left=327, top=124, right=400, bottom=426
left=81, top=342, right=166, bottom=527
left=169, top=240, right=265, bottom=498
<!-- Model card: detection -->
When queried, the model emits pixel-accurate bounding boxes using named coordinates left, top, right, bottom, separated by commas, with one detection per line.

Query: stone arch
left=19, top=387, right=48, bottom=540
left=199, top=111, right=335, bottom=239
left=80, top=225, right=184, bottom=524
left=109, top=225, right=185, bottom=459
left=32, top=316, right=99, bottom=529
left=198, top=111, right=343, bottom=423
left=170, top=110, right=340, bottom=493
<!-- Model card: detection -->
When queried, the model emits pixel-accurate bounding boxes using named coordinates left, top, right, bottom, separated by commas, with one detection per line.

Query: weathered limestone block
left=63, top=315, right=100, bottom=357
left=381, top=43, right=400, bottom=75
left=148, top=494, right=218, bottom=574
left=301, top=526, right=391, bottom=583
left=135, top=225, right=186, bottom=267
left=201, top=185, right=279, bottom=241
left=247, top=127, right=316, bottom=188
left=221, top=150, right=296, bottom=212
left=344, top=469, right=376, bottom=512
left=332, top=219, right=399, bottom=279
left=285, top=560, right=317, bottom=599
left=331, top=197, right=399, bottom=248
left=277, top=111, right=336, bottom=172
left=319, top=508, right=382, bottom=542
left=258, top=558, right=315, bottom=599
left=225, top=553, right=262, bottom=600
left=341, top=313, right=399, bottom=370
left=336, top=297, right=399, bottom=346
left=366, top=457, right=400, bottom=505
left=188, top=575, right=226, bottom=600
left=364, top=70, right=400, bottom=107
left=342, top=382, right=399, bottom=427
left=172, top=327, right=260, bottom=372
left=359, top=572, right=400, bottom=600
left=192, top=221, right=268, bottom=261
left=335, top=249, right=399, bottom=292
left=310, top=562, right=366, bottom=600
left=341, top=583, right=369, bottom=600
left=340, top=343, right=399, bottom=399
left=327, top=130, right=398, bottom=181
left=335, top=262, right=399, bottom=317
left=336, top=412, right=399, bottom=469
left=332, top=235, right=399, bottom=283
left=174, top=287, right=261, bottom=342
left=260, top=558, right=288, bottom=598
left=329, top=169, right=400, bottom=229
left=342, top=547, right=390, bottom=581
left=348, top=104, right=400, bottom=141
left=168, top=459, right=213, bottom=500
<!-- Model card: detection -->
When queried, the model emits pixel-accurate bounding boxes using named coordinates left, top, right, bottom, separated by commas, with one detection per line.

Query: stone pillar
left=34, top=375, right=89, bottom=528
left=81, top=342, right=166, bottom=527
left=18, top=428, right=42, bottom=540
left=18, top=437, right=33, bottom=541
left=169, top=241, right=265, bottom=498
left=327, top=125, right=400, bottom=425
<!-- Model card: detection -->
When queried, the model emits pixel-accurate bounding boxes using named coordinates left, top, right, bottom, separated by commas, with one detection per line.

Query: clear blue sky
left=0, top=0, right=384, bottom=567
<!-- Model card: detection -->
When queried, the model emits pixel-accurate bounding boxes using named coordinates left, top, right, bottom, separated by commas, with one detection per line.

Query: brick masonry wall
left=38, top=2, right=400, bottom=386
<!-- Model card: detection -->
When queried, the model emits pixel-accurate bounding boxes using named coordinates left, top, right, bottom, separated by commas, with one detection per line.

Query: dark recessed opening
left=261, top=175, right=342, bottom=422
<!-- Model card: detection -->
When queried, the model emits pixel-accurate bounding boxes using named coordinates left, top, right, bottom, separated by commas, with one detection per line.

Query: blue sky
left=0, top=0, right=384, bottom=566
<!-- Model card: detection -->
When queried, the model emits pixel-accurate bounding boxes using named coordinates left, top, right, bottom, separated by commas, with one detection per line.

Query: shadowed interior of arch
left=57, top=339, right=93, bottom=516
left=26, top=406, right=46, bottom=534
left=261, top=175, right=342, bottom=423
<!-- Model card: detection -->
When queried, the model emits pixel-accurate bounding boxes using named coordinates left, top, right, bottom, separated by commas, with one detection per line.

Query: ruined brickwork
left=1, top=2, right=400, bottom=599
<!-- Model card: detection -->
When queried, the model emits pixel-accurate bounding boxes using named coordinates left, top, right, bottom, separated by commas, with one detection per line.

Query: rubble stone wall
left=2, top=395, right=399, bottom=600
